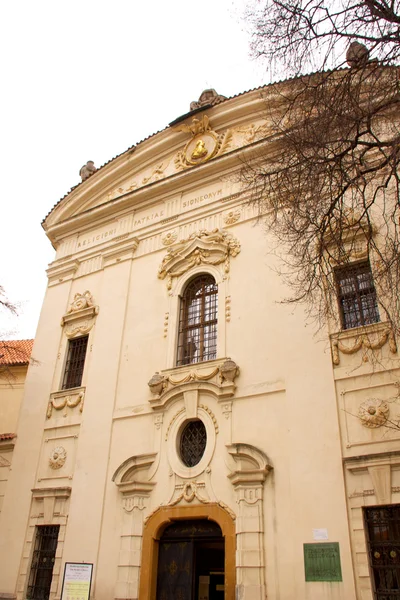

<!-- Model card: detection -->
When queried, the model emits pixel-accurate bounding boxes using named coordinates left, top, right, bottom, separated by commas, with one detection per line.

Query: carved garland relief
left=47, top=390, right=85, bottom=419
left=148, top=359, right=240, bottom=397
left=331, top=327, right=397, bottom=365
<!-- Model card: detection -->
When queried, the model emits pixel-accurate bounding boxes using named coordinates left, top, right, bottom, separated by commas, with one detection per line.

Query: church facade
left=0, top=86, right=399, bottom=600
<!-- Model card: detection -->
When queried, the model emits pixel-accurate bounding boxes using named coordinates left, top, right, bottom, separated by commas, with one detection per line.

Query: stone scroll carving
left=158, top=229, right=241, bottom=290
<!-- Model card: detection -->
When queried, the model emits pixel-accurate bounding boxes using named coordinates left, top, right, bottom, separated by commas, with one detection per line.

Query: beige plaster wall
left=2, top=85, right=397, bottom=600
left=0, top=365, right=28, bottom=434
left=0, top=365, right=29, bottom=516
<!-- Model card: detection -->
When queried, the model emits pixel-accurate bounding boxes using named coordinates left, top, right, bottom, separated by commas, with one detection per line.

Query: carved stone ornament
left=219, top=359, right=239, bottom=383
left=79, top=161, right=96, bottom=182
left=161, top=230, right=178, bottom=246
left=148, top=360, right=240, bottom=400
left=61, top=290, right=99, bottom=337
left=67, top=290, right=94, bottom=313
left=346, top=41, right=369, bottom=67
left=158, top=228, right=241, bottom=290
left=331, top=326, right=397, bottom=365
left=223, top=209, right=241, bottom=225
left=359, top=398, right=390, bottom=428
left=174, top=116, right=233, bottom=170
left=49, top=446, right=67, bottom=469
left=112, top=453, right=157, bottom=503
left=47, top=389, right=85, bottom=418
left=190, top=89, right=227, bottom=111
left=227, top=443, right=272, bottom=488
left=148, top=372, right=168, bottom=395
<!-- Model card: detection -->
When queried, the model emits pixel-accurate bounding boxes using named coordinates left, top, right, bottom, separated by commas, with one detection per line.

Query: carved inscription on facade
left=133, top=210, right=165, bottom=228
left=77, top=228, right=117, bottom=249
left=181, top=188, right=223, bottom=210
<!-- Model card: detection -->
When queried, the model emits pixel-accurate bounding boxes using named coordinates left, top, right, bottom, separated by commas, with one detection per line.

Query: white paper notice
left=313, top=528, right=328, bottom=540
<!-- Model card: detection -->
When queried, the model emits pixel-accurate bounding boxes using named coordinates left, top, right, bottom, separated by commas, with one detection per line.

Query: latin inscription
left=182, top=188, right=223, bottom=209
left=77, top=228, right=117, bottom=248
left=133, top=211, right=164, bottom=228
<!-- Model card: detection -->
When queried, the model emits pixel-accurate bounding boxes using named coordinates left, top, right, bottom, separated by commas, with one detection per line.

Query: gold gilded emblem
left=174, top=115, right=232, bottom=169
left=184, top=132, right=217, bottom=166
left=191, top=139, right=208, bottom=160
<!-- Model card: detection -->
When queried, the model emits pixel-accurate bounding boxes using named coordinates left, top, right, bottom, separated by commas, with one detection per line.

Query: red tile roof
left=0, top=340, right=34, bottom=365
left=0, top=433, right=16, bottom=441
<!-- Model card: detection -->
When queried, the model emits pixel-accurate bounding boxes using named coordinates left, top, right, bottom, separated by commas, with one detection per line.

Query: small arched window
left=176, top=274, right=218, bottom=366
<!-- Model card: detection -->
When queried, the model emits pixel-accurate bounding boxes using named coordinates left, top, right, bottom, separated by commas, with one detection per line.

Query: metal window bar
left=62, top=336, right=88, bottom=389
left=364, top=506, right=400, bottom=600
left=27, top=525, right=60, bottom=600
left=180, top=420, right=207, bottom=467
left=335, top=262, right=380, bottom=330
left=177, top=275, right=218, bottom=366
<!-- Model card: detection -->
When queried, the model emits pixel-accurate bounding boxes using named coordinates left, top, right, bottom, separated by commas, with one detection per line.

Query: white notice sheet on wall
left=312, top=528, right=329, bottom=540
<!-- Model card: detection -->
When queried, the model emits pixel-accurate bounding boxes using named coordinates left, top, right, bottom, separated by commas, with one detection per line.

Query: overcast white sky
left=1, top=0, right=267, bottom=340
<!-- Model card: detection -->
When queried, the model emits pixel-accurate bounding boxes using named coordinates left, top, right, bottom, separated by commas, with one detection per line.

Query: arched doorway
left=157, top=520, right=224, bottom=600
left=139, top=504, right=235, bottom=600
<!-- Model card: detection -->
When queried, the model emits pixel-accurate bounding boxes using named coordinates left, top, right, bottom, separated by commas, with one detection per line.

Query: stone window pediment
left=158, top=229, right=241, bottom=290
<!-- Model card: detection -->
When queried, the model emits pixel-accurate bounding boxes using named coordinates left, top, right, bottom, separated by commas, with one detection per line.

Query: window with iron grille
left=180, top=420, right=207, bottom=467
left=27, top=525, right=59, bottom=600
left=62, top=336, right=88, bottom=389
left=176, top=274, right=218, bottom=366
left=364, top=505, right=400, bottom=600
left=335, top=262, right=380, bottom=330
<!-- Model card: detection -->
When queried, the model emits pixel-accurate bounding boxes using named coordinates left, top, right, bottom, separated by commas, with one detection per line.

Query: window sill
left=147, top=357, right=239, bottom=408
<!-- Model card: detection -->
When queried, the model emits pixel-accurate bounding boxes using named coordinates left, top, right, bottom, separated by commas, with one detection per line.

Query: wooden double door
left=156, top=520, right=225, bottom=600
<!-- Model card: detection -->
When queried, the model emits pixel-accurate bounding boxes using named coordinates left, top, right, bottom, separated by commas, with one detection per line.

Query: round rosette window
left=180, top=420, right=207, bottom=467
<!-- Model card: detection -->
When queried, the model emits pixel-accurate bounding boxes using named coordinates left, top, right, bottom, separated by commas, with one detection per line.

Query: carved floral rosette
left=358, top=398, right=390, bottom=428
left=223, top=209, right=241, bottom=225
left=49, top=446, right=67, bottom=469
left=161, top=230, right=178, bottom=246
left=158, top=229, right=241, bottom=290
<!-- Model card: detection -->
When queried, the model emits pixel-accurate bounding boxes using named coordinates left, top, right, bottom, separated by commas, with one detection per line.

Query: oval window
left=180, top=420, right=207, bottom=467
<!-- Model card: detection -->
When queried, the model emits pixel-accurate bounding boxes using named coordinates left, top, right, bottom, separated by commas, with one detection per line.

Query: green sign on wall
left=303, top=542, right=343, bottom=582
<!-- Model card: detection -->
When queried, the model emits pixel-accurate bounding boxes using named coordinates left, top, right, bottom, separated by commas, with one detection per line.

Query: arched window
left=177, top=274, right=218, bottom=366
